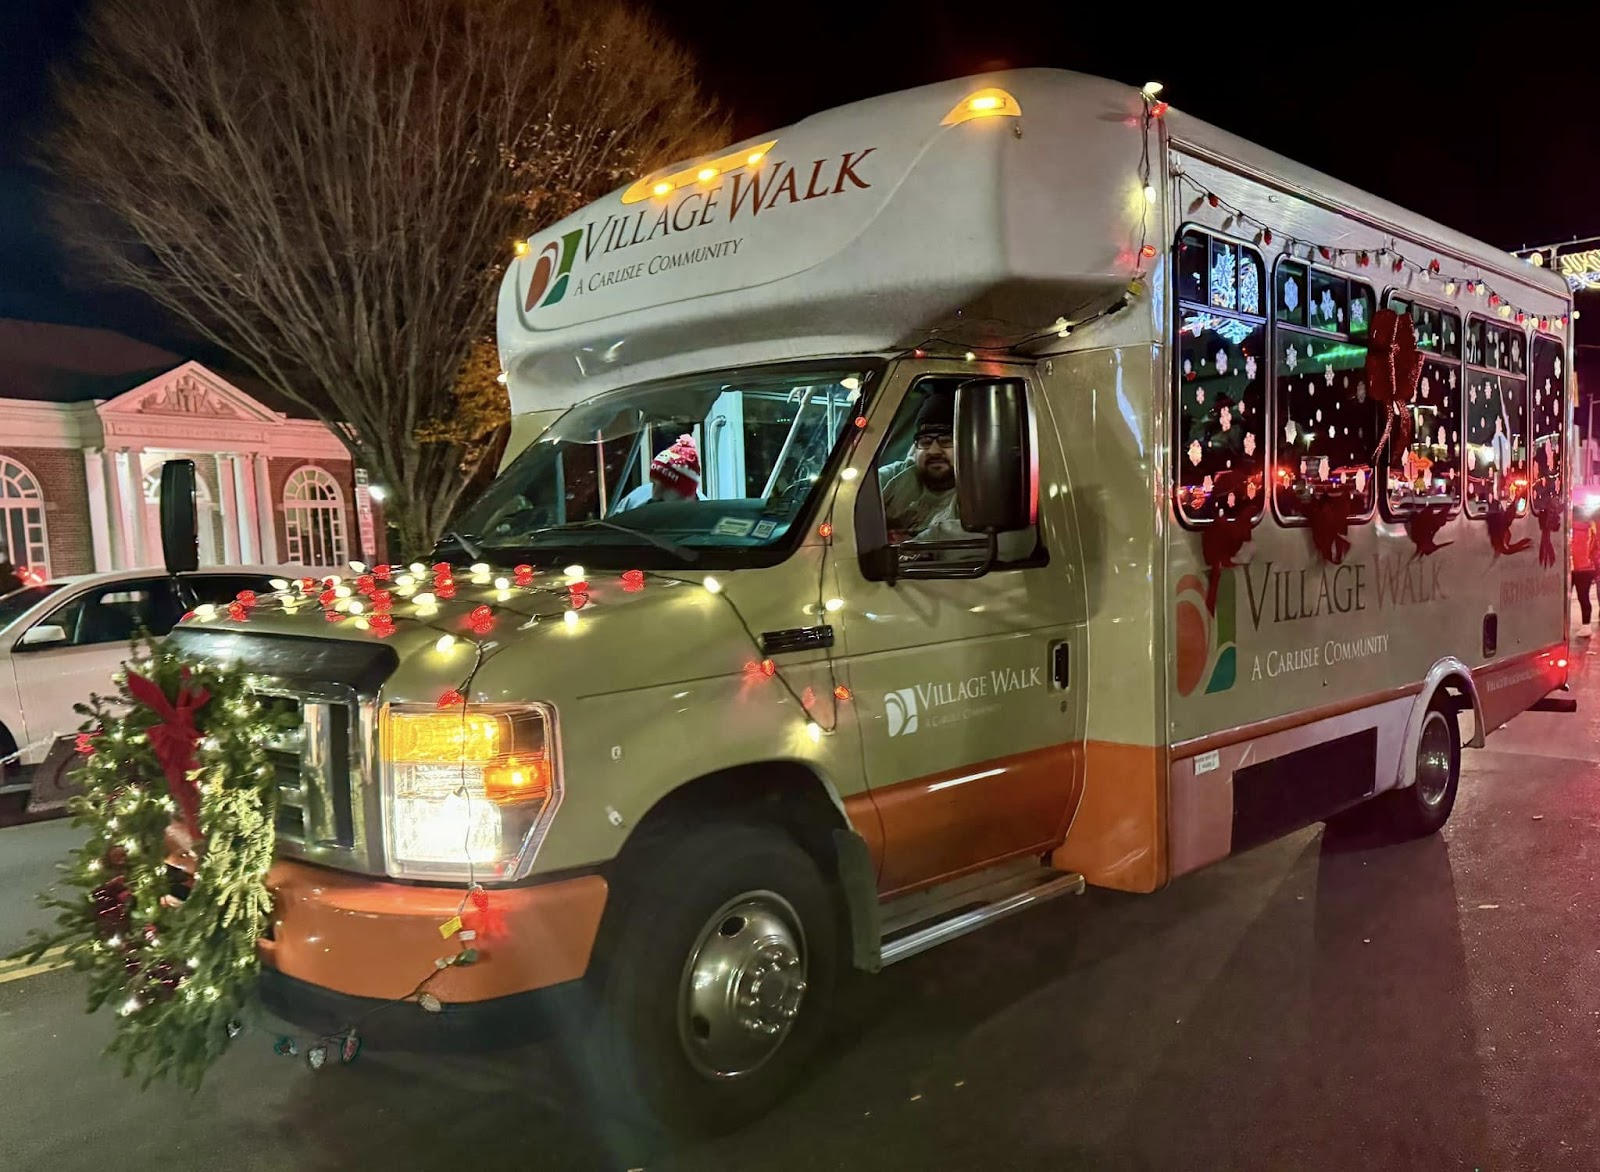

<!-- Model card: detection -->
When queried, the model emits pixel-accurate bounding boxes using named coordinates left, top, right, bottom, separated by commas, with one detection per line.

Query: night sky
left=3, top=0, right=1597, bottom=395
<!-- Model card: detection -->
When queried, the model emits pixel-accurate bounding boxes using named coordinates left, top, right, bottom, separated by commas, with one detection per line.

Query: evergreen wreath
left=17, top=637, right=293, bottom=1089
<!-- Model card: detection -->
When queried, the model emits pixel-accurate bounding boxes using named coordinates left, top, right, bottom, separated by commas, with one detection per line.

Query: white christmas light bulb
left=702, top=576, right=722, bottom=594
left=806, top=721, right=823, bottom=744
left=563, top=610, right=579, bottom=628
left=564, top=564, right=585, bottom=580
left=435, top=634, right=457, bottom=653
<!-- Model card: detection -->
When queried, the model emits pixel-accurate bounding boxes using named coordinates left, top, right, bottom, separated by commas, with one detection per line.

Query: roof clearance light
left=621, top=139, right=780, bottom=205
left=941, top=87, right=1021, bottom=127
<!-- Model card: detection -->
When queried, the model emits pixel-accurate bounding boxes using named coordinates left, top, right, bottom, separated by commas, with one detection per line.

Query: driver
left=879, top=389, right=956, bottom=542
left=614, top=434, right=703, bottom=513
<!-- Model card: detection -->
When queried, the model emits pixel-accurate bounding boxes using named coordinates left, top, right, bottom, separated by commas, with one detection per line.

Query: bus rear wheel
left=579, top=821, right=840, bottom=1137
left=1336, top=699, right=1461, bottom=840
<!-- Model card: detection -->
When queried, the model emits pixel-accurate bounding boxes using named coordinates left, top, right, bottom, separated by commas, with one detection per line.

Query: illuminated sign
left=1557, top=249, right=1600, bottom=291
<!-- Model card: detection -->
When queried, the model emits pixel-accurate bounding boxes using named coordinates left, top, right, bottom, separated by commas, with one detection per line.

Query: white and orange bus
left=168, top=68, right=1574, bottom=1133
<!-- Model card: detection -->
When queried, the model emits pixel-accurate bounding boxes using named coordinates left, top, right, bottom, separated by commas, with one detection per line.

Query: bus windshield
left=450, top=364, right=875, bottom=568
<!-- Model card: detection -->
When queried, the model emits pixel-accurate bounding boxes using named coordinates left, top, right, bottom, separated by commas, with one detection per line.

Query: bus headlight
left=379, top=702, right=561, bottom=882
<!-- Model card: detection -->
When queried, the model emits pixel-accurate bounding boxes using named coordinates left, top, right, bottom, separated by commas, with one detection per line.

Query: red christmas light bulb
left=760, top=659, right=777, bottom=678
left=235, top=589, right=257, bottom=606
left=620, top=569, right=645, bottom=593
left=1260, top=228, right=1273, bottom=246
left=1149, top=100, right=1168, bottom=117
left=437, top=581, right=457, bottom=599
left=1318, top=246, right=1331, bottom=260
left=318, top=589, right=336, bottom=606
left=437, top=689, right=464, bottom=709
left=1206, top=193, right=1219, bottom=208
left=1139, top=243, right=1157, bottom=259
left=833, top=684, right=852, bottom=701
left=226, top=602, right=248, bottom=622
left=818, top=522, right=834, bottom=540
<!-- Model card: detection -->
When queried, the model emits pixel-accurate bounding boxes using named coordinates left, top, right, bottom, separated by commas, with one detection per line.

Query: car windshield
left=450, top=365, right=875, bottom=567
left=0, top=583, right=64, bottom=631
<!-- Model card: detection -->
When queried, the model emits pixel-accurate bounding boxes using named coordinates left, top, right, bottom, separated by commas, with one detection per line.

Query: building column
left=101, top=448, right=127, bottom=569
left=83, top=450, right=114, bottom=572
left=252, top=453, right=278, bottom=563
left=233, top=454, right=256, bottom=563
left=215, top=454, right=240, bottom=564
left=123, top=449, right=150, bottom=568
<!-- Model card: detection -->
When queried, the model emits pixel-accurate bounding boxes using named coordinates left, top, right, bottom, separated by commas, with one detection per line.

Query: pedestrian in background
left=1573, top=509, right=1599, bottom=638
left=0, top=562, right=22, bottom=597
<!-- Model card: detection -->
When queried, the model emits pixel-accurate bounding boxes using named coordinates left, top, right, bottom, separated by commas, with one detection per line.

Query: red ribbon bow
left=1365, top=308, right=1425, bottom=472
left=124, top=670, right=211, bottom=838
left=1405, top=504, right=1453, bottom=557
left=1304, top=489, right=1354, bottom=565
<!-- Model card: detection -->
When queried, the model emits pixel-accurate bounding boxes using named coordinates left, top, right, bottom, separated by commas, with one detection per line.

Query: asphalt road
left=3, top=642, right=1599, bottom=1171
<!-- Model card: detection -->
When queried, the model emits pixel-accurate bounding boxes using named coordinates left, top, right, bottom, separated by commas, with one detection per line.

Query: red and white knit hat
left=649, top=434, right=701, bottom=498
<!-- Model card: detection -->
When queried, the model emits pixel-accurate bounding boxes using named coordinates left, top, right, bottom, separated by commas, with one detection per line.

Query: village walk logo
left=884, top=666, right=1043, bottom=737
left=521, top=147, right=878, bottom=312
left=523, top=229, right=583, bottom=312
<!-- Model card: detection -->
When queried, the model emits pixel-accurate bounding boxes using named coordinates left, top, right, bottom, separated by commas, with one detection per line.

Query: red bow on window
left=1366, top=308, right=1425, bottom=472
left=1304, top=488, right=1354, bottom=565
left=125, top=669, right=211, bottom=838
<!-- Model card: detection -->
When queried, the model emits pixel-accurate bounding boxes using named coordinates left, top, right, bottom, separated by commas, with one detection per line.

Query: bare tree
left=49, top=0, right=727, bottom=555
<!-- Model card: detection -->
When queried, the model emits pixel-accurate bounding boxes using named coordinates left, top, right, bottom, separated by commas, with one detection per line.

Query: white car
left=0, top=566, right=302, bottom=776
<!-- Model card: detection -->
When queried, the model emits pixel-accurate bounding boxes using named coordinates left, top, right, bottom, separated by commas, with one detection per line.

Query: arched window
left=283, top=465, right=348, bottom=568
left=0, top=457, right=50, bottom=578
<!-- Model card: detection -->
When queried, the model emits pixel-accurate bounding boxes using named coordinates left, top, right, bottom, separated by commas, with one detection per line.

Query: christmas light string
left=1170, top=172, right=1571, bottom=334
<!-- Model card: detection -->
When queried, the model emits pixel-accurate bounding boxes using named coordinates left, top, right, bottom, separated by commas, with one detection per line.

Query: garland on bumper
left=15, top=640, right=293, bottom=1090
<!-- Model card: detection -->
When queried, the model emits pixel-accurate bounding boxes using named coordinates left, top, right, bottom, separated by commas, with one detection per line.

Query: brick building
left=0, top=319, right=384, bottom=579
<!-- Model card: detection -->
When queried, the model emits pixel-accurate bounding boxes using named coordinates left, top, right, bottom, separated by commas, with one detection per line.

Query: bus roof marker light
left=941, top=87, right=1021, bottom=127
left=621, top=139, right=780, bottom=204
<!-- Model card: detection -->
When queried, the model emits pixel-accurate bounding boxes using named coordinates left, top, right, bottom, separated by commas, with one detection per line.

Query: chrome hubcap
left=1415, top=711, right=1454, bottom=808
left=678, top=891, right=807, bottom=1079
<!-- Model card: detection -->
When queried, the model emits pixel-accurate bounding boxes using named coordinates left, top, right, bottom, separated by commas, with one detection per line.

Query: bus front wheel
left=578, top=821, right=841, bottom=1137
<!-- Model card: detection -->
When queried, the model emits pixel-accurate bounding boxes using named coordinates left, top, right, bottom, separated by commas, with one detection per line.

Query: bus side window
left=1529, top=333, right=1565, bottom=513
left=1271, top=263, right=1378, bottom=522
left=1382, top=295, right=1463, bottom=518
left=1172, top=229, right=1267, bottom=526
left=1464, top=318, right=1529, bottom=517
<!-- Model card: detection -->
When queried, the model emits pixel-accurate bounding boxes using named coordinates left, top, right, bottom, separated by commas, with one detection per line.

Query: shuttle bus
left=168, top=69, right=1574, bottom=1133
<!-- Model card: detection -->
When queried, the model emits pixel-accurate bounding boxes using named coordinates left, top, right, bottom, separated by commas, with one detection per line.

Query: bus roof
left=497, top=68, right=1567, bottom=414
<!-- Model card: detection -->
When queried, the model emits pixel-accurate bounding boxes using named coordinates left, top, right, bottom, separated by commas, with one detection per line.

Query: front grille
left=256, top=689, right=365, bottom=865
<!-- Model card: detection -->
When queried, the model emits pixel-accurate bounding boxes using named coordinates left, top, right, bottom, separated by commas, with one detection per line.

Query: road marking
left=0, top=945, right=70, bottom=985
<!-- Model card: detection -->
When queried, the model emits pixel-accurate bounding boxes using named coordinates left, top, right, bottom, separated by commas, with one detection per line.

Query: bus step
left=1530, top=695, right=1578, bottom=714
left=878, top=864, right=1086, bottom=967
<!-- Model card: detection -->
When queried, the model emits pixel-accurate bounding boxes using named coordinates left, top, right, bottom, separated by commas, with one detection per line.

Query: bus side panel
left=1041, top=339, right=1169, bottom=893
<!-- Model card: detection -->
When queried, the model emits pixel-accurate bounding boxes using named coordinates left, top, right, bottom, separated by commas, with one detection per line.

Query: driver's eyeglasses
left=913, top=432, right=953, bottom=450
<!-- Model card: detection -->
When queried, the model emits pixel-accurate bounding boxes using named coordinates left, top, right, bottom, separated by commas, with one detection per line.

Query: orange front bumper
left=258, top=860, right=609, bottom=1002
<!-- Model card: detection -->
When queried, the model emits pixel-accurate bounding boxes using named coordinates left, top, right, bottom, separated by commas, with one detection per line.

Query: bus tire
left=1369, top=698, right=1462, bottom=839
left=580, top=821, right=840, bottom=1137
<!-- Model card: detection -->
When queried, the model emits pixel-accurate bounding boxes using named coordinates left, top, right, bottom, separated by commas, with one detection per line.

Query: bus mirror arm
left=890, top=533, right=997, bottom=581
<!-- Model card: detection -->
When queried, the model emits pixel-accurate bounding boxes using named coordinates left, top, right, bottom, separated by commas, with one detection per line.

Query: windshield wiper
left=526, top=519, right=698, bottom=562
left=435, top=530, right=482, bottom=560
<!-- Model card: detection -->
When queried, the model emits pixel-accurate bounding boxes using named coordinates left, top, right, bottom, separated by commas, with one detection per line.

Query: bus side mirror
left=160, top=459, right=200, bottom=575
left=955, top=378, right=1037, bottom=534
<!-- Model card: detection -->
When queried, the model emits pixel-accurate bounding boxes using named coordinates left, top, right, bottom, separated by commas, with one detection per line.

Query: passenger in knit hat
left=649, top=434, right=701, bottom=500
left=614, top=434, right=703, bottom=513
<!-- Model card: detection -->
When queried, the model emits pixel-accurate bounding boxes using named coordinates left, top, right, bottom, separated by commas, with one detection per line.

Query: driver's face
left=913, top=430, right=955, bottom=489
